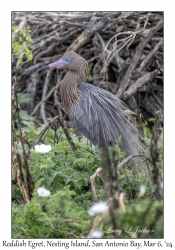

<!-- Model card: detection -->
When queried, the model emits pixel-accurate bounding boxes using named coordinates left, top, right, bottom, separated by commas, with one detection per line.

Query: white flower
left=87, top=230, right=103, bottom=238
left=37, top=187, right=51, bottom=197
left=88, top=201, right=109, bottom=216
left=139, top=185, right=146, bottom=196
left=34, top=144, right=51, bottom=154
left=160, top=181, right=163, bottom=189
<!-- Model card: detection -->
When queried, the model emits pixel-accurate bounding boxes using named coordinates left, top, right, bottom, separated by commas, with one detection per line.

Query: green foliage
left=102, top=200, right=163, bottom=238
left=143, top=121, right=152, bottom=140
left=143, top=120, right=163, bottom=151
left=12, top=103, right=163, bottom=238
left=17, top=93, right=34, bottom=104
left=142, top=119, right=163, bottom=169
left=114, top=136, right=126, bottom=161
left=28, top=140, right=99, bottom=194
left=87, top=62, right=93, bottom=81
left=14, top=92, right=43, bottom=146
left=12, top=134, right=99, bottom=238
left=12, top=127, right=163, bottom=238
left=12, top=26, right=33, bottom=64
left=118, top=168, right=154, bottom=201
left=12, top=186, right=91, bottom=238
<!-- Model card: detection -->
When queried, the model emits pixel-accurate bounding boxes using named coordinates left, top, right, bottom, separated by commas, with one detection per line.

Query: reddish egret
left=37, top=51, right=145, bottom=162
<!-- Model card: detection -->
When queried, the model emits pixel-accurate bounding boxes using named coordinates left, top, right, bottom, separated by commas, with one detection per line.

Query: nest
left=12, top=11, right=163, bottom=126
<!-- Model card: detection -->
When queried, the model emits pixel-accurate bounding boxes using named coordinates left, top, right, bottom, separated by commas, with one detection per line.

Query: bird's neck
left=60, top=70, right=81, bottom=118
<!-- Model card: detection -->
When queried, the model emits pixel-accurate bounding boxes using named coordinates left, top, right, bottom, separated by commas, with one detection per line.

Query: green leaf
left=14, top=142, right=23, bottom=155
left=148, top=118, right=155, bottom=122
left=17, top=92, right=34, bottom=104
left=12, top=42, right=23, bottom=52
left=12, top=25, right=33, bottom=64
left=19, top=110, right=34, bottom=121
left=26, top=35, right=32, bottom=43
left=27, top=52, right=33, bottom=61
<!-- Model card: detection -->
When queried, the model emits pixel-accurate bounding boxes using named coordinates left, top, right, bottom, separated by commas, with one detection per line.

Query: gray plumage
left=74, top=82, right=144, bottom=155
left=37, top=51, right=145, bottom=162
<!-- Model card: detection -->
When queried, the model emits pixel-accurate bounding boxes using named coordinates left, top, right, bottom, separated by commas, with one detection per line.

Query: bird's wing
left=73, top=82, right=144, bottom=156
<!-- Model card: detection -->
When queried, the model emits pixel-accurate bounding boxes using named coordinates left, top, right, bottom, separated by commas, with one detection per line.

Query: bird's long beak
left=36, top=65, right=50, bottom=72
left=36, top=59, right=65, bottom=72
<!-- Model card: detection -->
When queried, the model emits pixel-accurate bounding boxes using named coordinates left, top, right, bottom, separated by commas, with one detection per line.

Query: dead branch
left=117, top=154, right=152, bottom=170
left=12, top=11, right=163, bottom=132
left=12, top=77, right=34, bottom=202
left=117, top=18, right=163, bottom=99
left=30, top=115, right=77, bottom=153
left=123, top=70, right=158, bottom=100
left=40, top=69, right=53, bottom=125
left=138, top=38, right=163, bottom=71
left=66, top=13, right=120, bottom=52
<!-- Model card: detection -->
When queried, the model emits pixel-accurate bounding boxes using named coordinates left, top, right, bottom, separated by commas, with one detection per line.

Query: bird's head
left=36, top=51, right=88, bottom=74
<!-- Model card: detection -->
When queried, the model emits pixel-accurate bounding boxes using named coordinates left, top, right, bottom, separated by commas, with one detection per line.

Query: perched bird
left=37, top=51, right=145, bottom=164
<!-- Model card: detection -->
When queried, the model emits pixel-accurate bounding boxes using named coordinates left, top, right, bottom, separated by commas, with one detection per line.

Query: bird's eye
left=65, top=59, right=70, bottom=63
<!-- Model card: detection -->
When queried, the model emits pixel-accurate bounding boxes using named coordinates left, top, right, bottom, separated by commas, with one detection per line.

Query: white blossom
left=37, top=187, right=51, bottom=197
left=87, top=230, right=103, bottom=238
left=34, top=144, right=51, bottom=154
left=139, top=185, right=146, bottom=196
left=160, top=181, right=163, bottom=189
left=88, top=201, right=109, bottom=216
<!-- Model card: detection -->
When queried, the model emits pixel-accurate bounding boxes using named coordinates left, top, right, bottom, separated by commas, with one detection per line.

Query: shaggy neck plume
left=60, top=55, right=89, bottom=118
